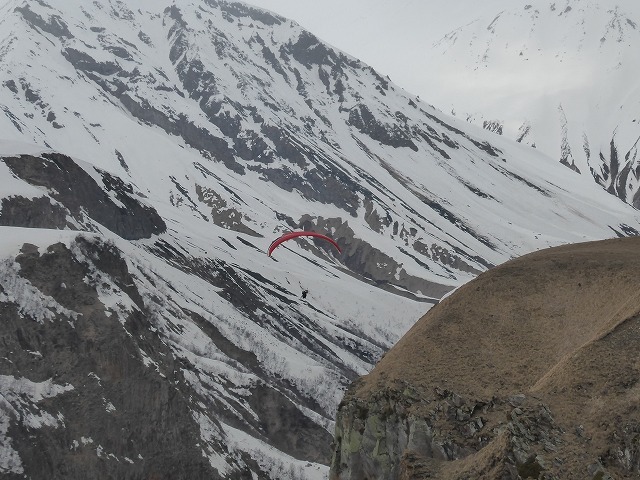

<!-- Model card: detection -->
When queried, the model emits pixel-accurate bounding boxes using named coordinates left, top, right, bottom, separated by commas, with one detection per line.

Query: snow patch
left=0, top=258, right=80, bottom=323
left=0, top=375, right=74, bottom=473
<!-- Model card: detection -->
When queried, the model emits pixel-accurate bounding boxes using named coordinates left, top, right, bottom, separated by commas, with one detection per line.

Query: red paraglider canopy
left=268, top=231, right=341, bottom=257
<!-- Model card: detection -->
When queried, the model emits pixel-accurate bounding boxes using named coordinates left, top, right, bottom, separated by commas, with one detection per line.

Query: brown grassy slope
left=344, top=237, right=640, bottom=478
left=357, top=237, right=640, bottom=400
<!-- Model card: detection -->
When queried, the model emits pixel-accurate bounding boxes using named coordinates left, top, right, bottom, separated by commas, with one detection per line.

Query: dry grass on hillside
left=352, top=237, right=640, bottom=478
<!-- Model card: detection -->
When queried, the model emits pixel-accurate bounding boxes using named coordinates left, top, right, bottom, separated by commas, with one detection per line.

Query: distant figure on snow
left=301, top=289, right=309, bottom=299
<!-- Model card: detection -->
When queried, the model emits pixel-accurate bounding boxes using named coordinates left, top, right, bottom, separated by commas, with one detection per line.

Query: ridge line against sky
left=241, top=0, right=519, bottom=103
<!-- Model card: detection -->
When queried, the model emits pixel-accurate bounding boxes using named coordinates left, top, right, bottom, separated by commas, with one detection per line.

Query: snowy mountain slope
left=427, top=0, right=640, bottom=206
left=245, top=0, right=640, bottom=208
left=1, top=0, right=640, bottom=478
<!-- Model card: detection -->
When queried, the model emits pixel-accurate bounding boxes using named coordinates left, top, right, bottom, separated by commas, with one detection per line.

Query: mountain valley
left=0, top=0, right=639, bottom=478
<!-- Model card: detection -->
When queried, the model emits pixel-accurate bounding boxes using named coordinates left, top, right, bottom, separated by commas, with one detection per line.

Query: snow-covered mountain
left=429, top=0, right=640, bottom=207
left=1, top=0, right=640, bottom=478
left=246, top=0, right=640, bottom=208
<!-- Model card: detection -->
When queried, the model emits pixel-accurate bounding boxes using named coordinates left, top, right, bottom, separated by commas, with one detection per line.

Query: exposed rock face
left=0, top=195, right=70, bottom=230
left=298, top=215, right=452, bottom=301
left=0, top=239, right=218, bottom=479
left=331, top=237, right=640, bottom=479
left=1, top=153, right=166, bottom=239
left=195, top=183, right=261, bottom=237
left=348, top=104, right=418, bottom=151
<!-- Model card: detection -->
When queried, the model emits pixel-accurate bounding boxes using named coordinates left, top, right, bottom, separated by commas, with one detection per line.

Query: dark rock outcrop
left=247, top=383, right=332, bottom=464
left=16, top=4, right=74, bottom=40
left=348, top=104, right=418, bottom=151
left=0, top=238, right=220, bottom=479
left=0, top=195, right=70, bottom=230
left=1, top=153, right=166, bottom=239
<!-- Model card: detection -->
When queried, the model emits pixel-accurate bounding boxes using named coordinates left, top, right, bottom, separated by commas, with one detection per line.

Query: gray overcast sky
left=242, top=0, right=512, bottom=101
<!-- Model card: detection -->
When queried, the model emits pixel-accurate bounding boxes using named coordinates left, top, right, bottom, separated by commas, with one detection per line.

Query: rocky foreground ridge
left=331, top=237, right=640, bottom=479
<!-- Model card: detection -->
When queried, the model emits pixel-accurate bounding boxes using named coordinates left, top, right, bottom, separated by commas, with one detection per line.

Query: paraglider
left=267, top=231, right=341, bottom=257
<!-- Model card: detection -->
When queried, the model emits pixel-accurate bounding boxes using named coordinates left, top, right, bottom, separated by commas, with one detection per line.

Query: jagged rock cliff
left=331, top=237, right=640, bottom=480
